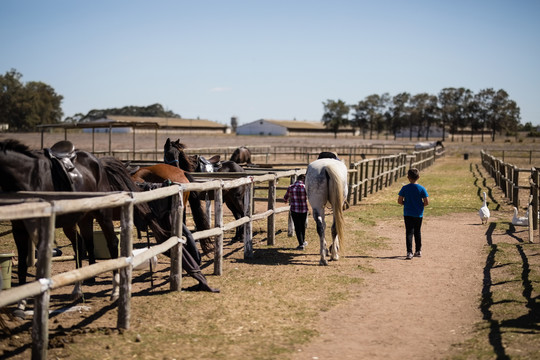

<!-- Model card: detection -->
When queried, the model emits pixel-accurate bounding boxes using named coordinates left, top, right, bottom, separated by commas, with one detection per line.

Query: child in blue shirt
left=398, top=168, right=429, bottom=260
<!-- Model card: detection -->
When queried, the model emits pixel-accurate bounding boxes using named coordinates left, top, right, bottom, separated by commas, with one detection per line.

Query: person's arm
left=398, top=195, right=404, bottom=205
left=423, top=197, right=429, bottom=206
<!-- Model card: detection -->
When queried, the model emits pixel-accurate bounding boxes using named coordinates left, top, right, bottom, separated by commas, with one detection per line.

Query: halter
left=163, top=155, right=179, bottom=165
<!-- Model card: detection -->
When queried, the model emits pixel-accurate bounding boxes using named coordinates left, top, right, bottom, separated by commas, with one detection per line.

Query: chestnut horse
left=130, top=163, right=214, bottom=254
left=163, top=138, right=246, bottom=242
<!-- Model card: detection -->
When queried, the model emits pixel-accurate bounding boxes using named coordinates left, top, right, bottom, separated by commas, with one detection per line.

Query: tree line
left=0, top=69, right=181, bottom=131
left=0, top=69, right=525, bottom=139
left=322, top=88, right=522, bottom=141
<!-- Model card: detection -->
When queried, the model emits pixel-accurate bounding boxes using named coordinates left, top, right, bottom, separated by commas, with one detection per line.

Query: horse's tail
left=185, top=172, right=214, bottom=255
left=326, top=164, right=346, bottom=249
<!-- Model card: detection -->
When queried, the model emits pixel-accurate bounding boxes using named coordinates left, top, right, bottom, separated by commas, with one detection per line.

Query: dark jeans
left=291, top=211, right=308, bottom=246
left=404, top=216, right=423, bottom=254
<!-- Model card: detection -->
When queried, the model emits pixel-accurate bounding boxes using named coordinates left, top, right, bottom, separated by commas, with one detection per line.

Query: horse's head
left=163, top=138, right=196, bottom=171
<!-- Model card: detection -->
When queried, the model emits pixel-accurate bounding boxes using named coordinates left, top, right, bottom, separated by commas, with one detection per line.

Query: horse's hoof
left=319, top=259, right=329, bottom=266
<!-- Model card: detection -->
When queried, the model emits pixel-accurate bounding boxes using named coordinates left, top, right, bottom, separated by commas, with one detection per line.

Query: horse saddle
left=196, top=155, right=221, bottom=173
left=44, top=140, right=81, bottom=190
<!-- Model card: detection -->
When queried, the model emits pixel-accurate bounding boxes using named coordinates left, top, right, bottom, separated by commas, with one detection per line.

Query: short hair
left=297, top=174, right=306, bottom=181
left=407, top=168, right=420, bottom=180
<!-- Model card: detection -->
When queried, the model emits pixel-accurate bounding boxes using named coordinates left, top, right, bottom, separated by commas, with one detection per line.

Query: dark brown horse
left=100, top=157, right=218, bottom=292
left=131, top=163, right=214, bottom=254
left=230, top=146, right=252, bottom=165
left=0, top=139, right=120, bottom=307
left=163, top=138, right=246, bottom=242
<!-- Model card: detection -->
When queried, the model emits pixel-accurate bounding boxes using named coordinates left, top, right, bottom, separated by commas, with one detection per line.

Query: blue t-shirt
left=398, top=183, right=428, bottom=217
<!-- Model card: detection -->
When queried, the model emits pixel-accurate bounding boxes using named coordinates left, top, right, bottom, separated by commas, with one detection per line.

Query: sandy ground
left=292, top=213, right=487, bottom=360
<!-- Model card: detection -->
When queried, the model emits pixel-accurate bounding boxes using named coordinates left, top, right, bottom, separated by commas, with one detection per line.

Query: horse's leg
left=330, top=219, right=340, bottom=261
left=312, top=208, right=328, bottom=266
left=224, top=189, right=244, bottom=242
left=93, top=210, right=120, bottom=301
left=63, top=225, right=85, bottom=300
left=12, top=221, right=30, bottom=316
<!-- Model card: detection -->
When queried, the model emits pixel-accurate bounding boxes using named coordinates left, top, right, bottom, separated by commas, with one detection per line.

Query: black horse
left=163, top=138, right=246, bottom=242
left=0, top=139, right=121, bottom=304
left=100, top=157, right=219, bottom=292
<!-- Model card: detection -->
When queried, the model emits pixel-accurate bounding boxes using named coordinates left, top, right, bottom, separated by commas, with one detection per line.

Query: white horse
left=414, top=140, right=444, bottom=151
left=305, top=158, right=348, bottom=265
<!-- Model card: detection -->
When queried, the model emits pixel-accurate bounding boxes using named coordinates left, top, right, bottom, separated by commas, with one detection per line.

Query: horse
left=305, top=157, right=348, bottom=266
left=230, top=146, right=252, bottom=165
left=100, top=157, right=219, bottom=292
left=130, top=163, right=215, bottom=254
left=0, top=139, right=120, bottom=307
left=164, top=138, right=246, bottom=242
left=414, top=140, right=444, bottom=151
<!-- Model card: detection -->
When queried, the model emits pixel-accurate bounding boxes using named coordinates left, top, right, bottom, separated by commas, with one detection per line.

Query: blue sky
left=1, top=0, right=539, bottom=126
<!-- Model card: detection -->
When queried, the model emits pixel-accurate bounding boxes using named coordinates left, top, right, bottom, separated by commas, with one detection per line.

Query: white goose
left=512, top=207, right=529, bottom=226
left=479, top=192, right=490, bottom=224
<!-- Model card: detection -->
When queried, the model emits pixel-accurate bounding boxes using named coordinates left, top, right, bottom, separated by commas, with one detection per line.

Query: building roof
left=262, top=119, right=326, bottom=130
left=105, top=115, right=228, bottom=129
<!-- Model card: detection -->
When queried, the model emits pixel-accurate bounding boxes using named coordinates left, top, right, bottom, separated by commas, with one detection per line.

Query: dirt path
left=292, top=213, right=487, bottom=360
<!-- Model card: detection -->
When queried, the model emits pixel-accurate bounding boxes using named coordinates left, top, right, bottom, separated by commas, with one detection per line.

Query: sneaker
left=414, top=251, right=422, bottom=257
left=406, top=252, right=413, bottom=260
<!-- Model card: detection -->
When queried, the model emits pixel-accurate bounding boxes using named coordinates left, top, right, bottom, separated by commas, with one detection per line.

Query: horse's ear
left=165, top=138, right=171, bottom=149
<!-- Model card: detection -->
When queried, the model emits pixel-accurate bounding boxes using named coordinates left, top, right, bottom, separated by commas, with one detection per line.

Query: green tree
left=389, top=92, right=411, bottom=139
left=0, top=69, right=63, bottom=131
left=321, top=99, right=350, bottom=138
left=80, top=103, right=181, bottom=121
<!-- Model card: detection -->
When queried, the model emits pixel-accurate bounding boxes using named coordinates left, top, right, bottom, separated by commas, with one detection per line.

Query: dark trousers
left=404, top=216, right=423, bottom=254
left=291, top=211, right=308, bottom=246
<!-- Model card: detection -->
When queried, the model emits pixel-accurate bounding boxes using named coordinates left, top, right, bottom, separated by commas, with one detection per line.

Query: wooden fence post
left=244, top=179, right=254, bottom=259
left=513, top=167, right=520, bottom=207
left=31, top=210, right=56, bottom=360
left=170, top=191, right=184, bottom=291
left=532, top=169, right=539, bottom=233
left=267, top=176, right=276, bottom=245
left=214, top=184, right=224, bottom=275
left=118, top=200, right=134, bottom=330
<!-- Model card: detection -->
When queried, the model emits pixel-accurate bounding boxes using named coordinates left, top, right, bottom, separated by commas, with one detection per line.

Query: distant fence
left=94, top=144, right=420, bottom=164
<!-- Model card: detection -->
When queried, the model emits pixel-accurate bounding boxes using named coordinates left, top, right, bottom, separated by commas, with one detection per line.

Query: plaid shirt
left=284, top=180, right=308, bottom=213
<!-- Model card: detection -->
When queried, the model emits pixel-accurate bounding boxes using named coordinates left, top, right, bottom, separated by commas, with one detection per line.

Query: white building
left=236, top=119, right=356, bottom=136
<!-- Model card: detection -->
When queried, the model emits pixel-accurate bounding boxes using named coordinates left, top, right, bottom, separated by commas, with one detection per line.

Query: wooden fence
left=481, top=150, right=538, bottom=242
left=0, top=146, right=444, bottom=359
left=480, top=150, right=532, bottom=208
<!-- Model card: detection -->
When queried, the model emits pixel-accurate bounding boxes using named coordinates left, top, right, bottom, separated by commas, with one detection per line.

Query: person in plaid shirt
left=284, top=174, right=309, bottom=250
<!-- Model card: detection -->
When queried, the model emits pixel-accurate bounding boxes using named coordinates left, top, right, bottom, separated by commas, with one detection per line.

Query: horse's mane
left=0, top=139, right=37, bottom=157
